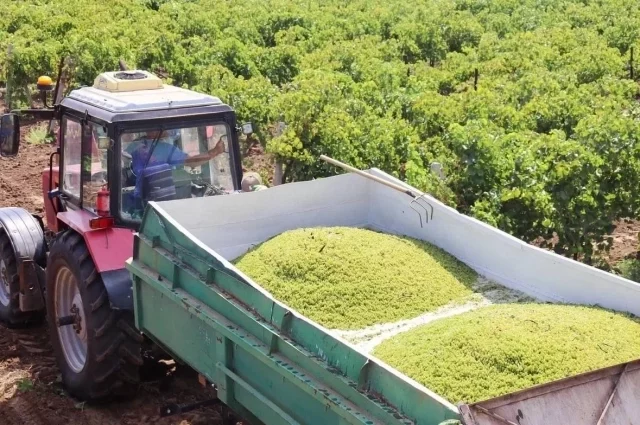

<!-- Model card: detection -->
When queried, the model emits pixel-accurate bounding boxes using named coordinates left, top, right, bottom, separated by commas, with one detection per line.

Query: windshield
left=119, top=123, right=234, bottom=221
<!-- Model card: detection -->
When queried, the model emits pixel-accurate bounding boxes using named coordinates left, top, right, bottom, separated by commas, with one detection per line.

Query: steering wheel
left=122, top=150, right=136, bottom=176
left=91, top=170, right=108, bottom=183
left=190, top=180, right=228, bottom=197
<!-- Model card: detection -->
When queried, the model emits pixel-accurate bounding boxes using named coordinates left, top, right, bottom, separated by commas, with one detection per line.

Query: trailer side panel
left=127, top=201, right=460, bottom=425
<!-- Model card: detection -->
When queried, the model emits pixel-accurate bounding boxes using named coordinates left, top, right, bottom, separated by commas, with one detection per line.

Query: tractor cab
left=0, top=70, right=250, bottom=229
left=0, top=70, right=256, bottom=402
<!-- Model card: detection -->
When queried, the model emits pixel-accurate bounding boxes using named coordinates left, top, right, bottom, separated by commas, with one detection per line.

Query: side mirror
left=0, top=113, right=20, bottom=157
left=241, top=122, right=253, bottom=135
left=97, top=136, right=110, bottom=150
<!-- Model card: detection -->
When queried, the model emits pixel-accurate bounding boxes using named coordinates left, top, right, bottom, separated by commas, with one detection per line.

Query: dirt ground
left=0, top=138, right=52, bottom=218
left=0, top=324, right=227, bottom=425
left=607, top=219, right=640, bottom=264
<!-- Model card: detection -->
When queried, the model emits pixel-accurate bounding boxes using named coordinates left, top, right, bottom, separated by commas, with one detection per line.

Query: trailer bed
left=126, top=169, right=640, bottom=424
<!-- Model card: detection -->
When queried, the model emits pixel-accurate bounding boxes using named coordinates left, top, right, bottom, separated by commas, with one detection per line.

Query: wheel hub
left=0, top=260, right=10, bottom=307
left=70, top=294, right=87, bottom=340
left=55, top=266, right=88, bottom=373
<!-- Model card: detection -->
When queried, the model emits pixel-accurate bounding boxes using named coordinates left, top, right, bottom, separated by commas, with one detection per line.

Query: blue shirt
left=126, top=137, right=188, bottom=199
left=127, top=138, right=188, bottom=174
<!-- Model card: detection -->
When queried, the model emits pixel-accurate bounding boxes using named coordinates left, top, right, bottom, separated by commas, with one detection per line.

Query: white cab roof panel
left=66, top=84, right=223, bottom=113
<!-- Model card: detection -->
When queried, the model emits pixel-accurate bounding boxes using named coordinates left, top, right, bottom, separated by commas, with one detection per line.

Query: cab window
left=81, top=123, right=108, bottom=213
left=119, top=123, right=233, bottom=221
left=61, top=117, right=82, bottom=200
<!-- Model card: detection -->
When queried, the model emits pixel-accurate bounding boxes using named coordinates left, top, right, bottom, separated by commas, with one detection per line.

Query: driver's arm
left=182, top=136, right=226, bottom=167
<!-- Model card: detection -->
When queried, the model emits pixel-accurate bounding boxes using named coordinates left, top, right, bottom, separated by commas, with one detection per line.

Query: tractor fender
left=100, top=268, right=134, bottom=311
left=56, top=210, right=135, bottom=311
left=52, top=230, right=134, bottom=312
left=0, top=207, right=46, bottom=267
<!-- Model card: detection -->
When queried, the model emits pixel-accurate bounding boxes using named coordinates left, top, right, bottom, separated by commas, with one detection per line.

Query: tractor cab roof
left=59, top=70, right=232, bottom=124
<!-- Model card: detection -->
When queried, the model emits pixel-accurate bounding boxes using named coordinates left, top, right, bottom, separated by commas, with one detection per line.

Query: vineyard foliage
left=2, top=0, right=640, bottom=261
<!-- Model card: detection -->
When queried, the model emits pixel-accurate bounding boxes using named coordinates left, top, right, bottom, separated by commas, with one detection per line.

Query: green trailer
left=126, top=165, right=640, bottom=425
left=125, top=186, right=459, bottom=425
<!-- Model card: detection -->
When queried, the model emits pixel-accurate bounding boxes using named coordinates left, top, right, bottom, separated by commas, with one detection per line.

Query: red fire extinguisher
left=96, top=186, right=110, bottom=217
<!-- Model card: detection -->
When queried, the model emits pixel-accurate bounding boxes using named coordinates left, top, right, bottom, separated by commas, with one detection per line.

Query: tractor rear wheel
left=0, top=232, right=42, bottom=327
left=46, top=230, right=143, bottom=401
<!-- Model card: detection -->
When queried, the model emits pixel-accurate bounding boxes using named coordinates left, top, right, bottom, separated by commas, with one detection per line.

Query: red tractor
left=0, top=69, right=256, bottom=401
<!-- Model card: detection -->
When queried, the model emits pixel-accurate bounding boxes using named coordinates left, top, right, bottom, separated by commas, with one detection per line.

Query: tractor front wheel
left=46, top=230, right=143, bottom=401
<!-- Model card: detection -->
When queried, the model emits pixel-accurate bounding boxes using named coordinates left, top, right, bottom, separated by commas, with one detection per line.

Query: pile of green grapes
left=373, top=303, right=640, bottom=404
left=233, top=226, right=478, bottom=329
left=233, top=226, right=640, bottom=404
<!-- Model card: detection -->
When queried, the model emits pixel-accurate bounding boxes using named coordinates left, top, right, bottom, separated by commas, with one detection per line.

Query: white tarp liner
left=159, top=169, right=640, bottom=317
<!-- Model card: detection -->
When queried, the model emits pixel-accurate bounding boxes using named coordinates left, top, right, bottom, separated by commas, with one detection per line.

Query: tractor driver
left=122, top=129, right=227, bottom=215
left=126, top=129, right=226, bottom=177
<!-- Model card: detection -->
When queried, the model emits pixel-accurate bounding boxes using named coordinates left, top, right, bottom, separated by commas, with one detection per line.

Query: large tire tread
left=46, top=229, right=142, bottom=401
left=0, top=232, right=43, bottom=327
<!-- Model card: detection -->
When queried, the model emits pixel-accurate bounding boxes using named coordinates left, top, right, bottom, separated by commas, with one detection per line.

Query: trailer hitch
left=160, top=398, right=221, bottom=417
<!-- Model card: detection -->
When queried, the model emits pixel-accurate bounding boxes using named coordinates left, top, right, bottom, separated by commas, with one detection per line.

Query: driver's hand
left=209, top=137, right=226, bottom=158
